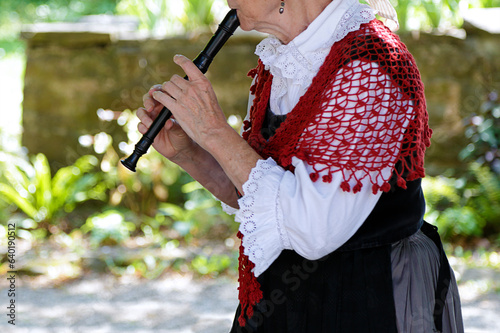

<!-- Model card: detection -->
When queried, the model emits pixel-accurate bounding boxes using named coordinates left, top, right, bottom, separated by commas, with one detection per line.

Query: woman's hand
left=139, top=54, right=261, bottom=198
left=150, top=54, right=230, bottom=151
left=137, top=84, right=196, bottom=162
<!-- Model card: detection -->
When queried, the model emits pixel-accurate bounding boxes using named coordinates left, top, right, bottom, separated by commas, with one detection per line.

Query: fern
left=0, top=152, right=106, bottom=224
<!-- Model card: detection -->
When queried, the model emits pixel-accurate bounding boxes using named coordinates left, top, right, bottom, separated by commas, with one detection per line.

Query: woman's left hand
left=151, top=55, right=229, bottom=150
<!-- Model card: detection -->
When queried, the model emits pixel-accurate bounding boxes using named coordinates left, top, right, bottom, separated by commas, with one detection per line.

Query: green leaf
left=33, top=153, right=53, bottom=215
left=0, top=183, right=38, bottom=219
left=159, top=203, right=187, bottom=220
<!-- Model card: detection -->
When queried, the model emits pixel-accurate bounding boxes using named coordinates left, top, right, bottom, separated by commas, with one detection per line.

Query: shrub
left=424, top=163, right=500, bottom=243
left=0, top=152, right=107, bottom=228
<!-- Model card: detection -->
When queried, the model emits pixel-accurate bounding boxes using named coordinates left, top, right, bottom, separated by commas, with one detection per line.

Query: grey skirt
left=391, top=228, right=464, bottom=333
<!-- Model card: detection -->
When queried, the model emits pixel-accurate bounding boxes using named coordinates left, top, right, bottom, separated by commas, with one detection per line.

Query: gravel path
left=2, top=274, right=239, bottom=333
left=1, top=267, right=499, bottom=333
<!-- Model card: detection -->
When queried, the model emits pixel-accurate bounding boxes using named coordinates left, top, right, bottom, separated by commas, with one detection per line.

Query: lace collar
left=254, top=0, right=375, bottom=114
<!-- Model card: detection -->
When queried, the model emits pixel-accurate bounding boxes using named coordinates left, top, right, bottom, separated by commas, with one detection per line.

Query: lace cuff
left=235, top=157, right=291, bottom=277
left=221, top=202, right=238, bottom=215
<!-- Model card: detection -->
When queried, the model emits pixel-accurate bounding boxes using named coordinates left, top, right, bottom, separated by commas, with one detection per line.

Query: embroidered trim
left=236, top=158, right=290, bottom=277
left=235, top=158, right=289, bottom=326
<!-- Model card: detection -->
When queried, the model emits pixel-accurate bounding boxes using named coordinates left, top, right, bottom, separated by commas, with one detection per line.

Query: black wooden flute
left=121, top=9, right=240, bottom=172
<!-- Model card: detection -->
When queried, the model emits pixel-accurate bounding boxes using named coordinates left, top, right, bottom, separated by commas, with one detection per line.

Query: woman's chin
left=234, top=16, right=253, bottom=32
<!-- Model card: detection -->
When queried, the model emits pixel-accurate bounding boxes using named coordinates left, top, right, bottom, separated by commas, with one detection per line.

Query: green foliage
left=0, top=0, right=118, bottom=54
left=110, top=254, right=170, bottom=279
left=180, top=0, right=217, bottom=32
left=388, top=0, right=461, bottom=31
left=0, top=152, right=107, bottom=225
left=466, top=0, right=500, bottom=7
left=460, top=91, right=500, bottom=175
left=389, top=0, right=500, bottom=31
left=1, top=0, right=500, bottom=43
left=191, top=253, right=233, bottom=276
left=159, top=181, right=237, bottom=241
left=424, top=90, right=500, bottom=245
left=116, top=0, right=174, bottom=35
left=424, top=163, right=500, bottom=242
left=0, top=0, right=223, bottom=45
left=0, top=0, right=118, bottom=24
left=467, top=163, right=500, bottom=228
left=116, top=0, right=217, bottom=35
left=81, top=209, right=136, bottom=248
left=0, top=191, right=13, bottom=225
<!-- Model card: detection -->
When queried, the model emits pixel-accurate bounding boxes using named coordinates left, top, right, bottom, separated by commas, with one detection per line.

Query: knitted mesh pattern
left=244, top=19, right=432, bottom=194
left=236, top=19, right=432, bottom=327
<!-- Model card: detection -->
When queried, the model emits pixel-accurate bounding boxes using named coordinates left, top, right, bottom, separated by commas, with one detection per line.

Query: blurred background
left=0, top=0, right=499, bottom=332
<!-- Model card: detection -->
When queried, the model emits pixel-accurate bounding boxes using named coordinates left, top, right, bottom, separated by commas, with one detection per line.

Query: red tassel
left=237, top=231, right=263, bottom=327
left=310, top=172, right=319, bottom=182
left=381, top=182, right=391, bottom=192
left=247, top=68, right=258, bottom=78
left=340, top=181, right=351, bottom=192
left=397, top=177, right=407, bottom=189
left=353, top=181, right=362, bottom=193
left=322, top=174, right=333, bottom=183
left=243, top=120, right=251, bottom=131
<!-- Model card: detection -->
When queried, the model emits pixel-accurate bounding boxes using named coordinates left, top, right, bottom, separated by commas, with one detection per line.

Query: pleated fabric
left=230, top=225, right=464, bottom=333
left=391, top=229, right=463, bottom=333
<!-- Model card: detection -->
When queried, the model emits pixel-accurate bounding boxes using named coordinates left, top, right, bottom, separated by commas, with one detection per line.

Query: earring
left=279, top=1, right=285, bottom=14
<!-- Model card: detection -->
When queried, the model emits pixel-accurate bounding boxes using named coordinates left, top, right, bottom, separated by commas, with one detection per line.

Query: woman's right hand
left=137, top=84, right=197, bottom=162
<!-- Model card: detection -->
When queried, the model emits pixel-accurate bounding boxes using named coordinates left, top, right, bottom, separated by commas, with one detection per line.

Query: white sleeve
left=234, top=157, right=387, bottom=277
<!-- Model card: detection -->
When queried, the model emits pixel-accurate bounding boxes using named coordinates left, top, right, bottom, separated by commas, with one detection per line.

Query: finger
left=152, top=90, right=175, bottom=110
left=136, top=107, right=153, bottom=128
left=170, top=74, right=188, bottom=89
left=173, top=54, right=205, bottom=82
left=137, top=122, right=148, bottom=135
left=148, top=84, right=163, bottom=96
left=161, top=80, right=184, bottom=100
left=164, top=118, right=175, bottom=131
left=144, top=84, right=162, bottom=107
left=143, top=93, right=155, bottom=111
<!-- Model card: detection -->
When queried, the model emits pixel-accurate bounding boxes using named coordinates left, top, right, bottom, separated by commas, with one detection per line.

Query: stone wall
left=402, top=26, right=500, bottom=175
left=21, top=14, right=500, bottom=175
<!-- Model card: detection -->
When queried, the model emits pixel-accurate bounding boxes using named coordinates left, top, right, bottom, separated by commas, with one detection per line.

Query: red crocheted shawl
left=236, top=19, right=432, bottom=326
left=243, top=19, right=432, bottom=194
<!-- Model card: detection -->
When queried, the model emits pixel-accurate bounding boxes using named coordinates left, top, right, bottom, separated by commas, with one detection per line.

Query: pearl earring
left=279, top=1, right=285, bottom=14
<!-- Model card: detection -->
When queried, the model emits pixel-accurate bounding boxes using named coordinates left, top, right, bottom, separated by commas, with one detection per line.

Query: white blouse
left=222, top=0, right=409, bottom=277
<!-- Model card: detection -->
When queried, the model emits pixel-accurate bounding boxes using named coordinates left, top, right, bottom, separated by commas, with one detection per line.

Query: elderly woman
left=137, top=0, right=464, bottom=332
